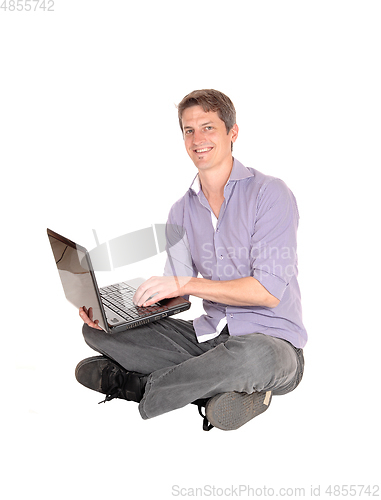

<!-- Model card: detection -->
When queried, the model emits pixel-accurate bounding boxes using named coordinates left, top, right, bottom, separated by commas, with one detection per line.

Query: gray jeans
left=82, top=317, right=304, bottom=420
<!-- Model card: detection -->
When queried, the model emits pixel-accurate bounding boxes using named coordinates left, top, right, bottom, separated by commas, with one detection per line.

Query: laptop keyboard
left=99, top=281, right=168, bottom=322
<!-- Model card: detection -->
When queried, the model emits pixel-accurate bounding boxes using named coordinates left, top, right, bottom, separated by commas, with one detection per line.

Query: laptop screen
left=47, top=230, right=107, bottom=331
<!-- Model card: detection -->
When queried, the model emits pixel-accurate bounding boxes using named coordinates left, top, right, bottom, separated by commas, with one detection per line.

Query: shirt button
left=230, top=314, right=234, bottom=318
left=220, top=255, right=223, bottom=260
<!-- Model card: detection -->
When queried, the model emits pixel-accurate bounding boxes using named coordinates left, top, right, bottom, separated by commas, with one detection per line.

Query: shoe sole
left=205, top=391, right=272, bottom=430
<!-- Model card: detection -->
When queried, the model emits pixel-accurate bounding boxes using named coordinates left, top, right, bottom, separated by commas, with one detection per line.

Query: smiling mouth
left=194, top=147, right=213, bottom=154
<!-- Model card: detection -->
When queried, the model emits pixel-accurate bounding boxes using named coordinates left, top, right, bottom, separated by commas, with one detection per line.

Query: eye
left=184, top=129, right=193, bottom=135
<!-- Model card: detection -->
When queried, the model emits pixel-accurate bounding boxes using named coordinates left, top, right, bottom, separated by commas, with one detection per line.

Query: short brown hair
left=177, top=89, right=236, bottom=134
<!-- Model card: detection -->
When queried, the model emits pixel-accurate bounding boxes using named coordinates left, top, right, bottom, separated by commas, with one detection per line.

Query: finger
left=84, top=317, right=101, bottom=330
left=79, top=307, right=92, bottom=326
left=142, top=292, right=162, bottom=307
left=133, top=276, right=159, bottom=304
left=79, top=307, right=89, bottom=321
left=142, top=291, right=159, bottom=306
left=88, top=307, right=94, bottom=321
left=88, top=308, right=102, bottom=329
left=132, top=284, right=144, bottom=305
left=79, top=307, right=102, bottom=329
left=133, top=284, right=151, bottom=306
left=137, top=288, right=157, bottom=307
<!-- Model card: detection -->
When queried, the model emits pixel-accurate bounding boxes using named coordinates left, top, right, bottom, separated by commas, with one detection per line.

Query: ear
left=230, top=123, right=239, bottom=144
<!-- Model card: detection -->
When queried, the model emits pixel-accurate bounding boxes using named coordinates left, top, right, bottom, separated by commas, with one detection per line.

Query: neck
left=198, top=156, right=234, bottom=200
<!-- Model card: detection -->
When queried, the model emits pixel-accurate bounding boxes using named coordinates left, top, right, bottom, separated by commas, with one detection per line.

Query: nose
left=192, top=128, right=205, bottom=145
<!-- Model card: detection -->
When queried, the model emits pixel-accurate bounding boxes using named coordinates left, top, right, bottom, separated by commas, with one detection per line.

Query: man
left=77, top=89, right=307, bottom=431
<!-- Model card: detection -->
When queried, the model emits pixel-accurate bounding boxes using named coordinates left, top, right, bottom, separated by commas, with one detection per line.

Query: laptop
left=47, top=228, right=191, bottom=333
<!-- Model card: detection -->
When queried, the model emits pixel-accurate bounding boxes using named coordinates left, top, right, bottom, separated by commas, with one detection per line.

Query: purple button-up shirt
left=164, top=158, right=307, bottom=348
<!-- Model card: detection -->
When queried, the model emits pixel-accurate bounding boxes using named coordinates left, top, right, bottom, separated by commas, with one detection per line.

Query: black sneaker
left=75, top=356, right=147, bottom=404
left=196, top=391, right=272, bottom=431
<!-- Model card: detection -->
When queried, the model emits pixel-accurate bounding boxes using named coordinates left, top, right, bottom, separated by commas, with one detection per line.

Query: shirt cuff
left=253, top=269, right=288, bottom=301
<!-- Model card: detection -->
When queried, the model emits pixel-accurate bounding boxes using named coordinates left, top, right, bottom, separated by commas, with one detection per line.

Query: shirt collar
left=228, top=158, right=255, bottom=181
left=189, top=158, right=254, bottom=194
left=190, top=172, right=202, bottom=194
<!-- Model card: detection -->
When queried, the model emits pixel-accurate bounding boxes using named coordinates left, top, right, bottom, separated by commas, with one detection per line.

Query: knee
left=223, top=334, right=299, bottom=393
left=82, top=322, right=104, bottom=348
left=82, top=322, right=93, bottom=339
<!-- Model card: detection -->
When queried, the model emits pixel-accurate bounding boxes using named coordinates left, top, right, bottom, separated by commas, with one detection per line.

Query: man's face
left=181, top=105, right=238, bottom=172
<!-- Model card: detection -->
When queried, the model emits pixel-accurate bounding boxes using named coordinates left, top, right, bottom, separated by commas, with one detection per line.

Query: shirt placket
left=203, top=182, right=236, bottom=324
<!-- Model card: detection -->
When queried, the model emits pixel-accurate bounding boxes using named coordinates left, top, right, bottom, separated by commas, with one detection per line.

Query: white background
left=1, top=1, right=380, bottom=499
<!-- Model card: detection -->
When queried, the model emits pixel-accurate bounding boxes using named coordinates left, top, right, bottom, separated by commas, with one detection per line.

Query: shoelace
left=193, top=398, right=214, bottom=431
left=98, top=364, right=141, bottom=404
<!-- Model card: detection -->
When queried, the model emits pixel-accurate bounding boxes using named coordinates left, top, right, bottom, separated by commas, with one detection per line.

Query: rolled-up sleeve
left=250, top=179, right=300, bottom=301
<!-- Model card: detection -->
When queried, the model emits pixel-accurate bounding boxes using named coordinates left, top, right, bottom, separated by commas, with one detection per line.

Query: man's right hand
left=79, top=306, right=102, bottom=330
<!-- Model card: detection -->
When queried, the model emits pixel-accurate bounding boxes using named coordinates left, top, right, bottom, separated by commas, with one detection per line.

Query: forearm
left=183, top=276, right=280, bottom=308
left=133, top=275, right=280, bottom=308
